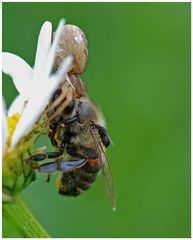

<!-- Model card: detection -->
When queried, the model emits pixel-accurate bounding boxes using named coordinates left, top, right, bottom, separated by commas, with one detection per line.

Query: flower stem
left=3, top=195, right=50, bottom=238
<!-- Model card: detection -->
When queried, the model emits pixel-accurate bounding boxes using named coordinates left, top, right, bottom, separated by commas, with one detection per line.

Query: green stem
left=3, top=195, right=50, bottom=238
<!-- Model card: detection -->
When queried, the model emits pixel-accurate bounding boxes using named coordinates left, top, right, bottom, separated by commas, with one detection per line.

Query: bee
left=29, top=24, right=116, bottom=210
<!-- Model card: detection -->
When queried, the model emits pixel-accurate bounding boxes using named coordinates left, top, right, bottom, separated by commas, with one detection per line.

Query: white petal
left=2, top=96, right=7, bottom=115
left=8, top=95, right=27, bottom=116
left=10, top=55, right=73, bottom=151
left=2, top=97, right=8, bottom=153
left=10, top=94, right=47, bottom=151
left=10, top=86, right=56, bottom=151
left=33, top=21, right=52, bottom=81
left=2, top=52, right=33, bottom=97
left=42, top=19, right=65, bottom=79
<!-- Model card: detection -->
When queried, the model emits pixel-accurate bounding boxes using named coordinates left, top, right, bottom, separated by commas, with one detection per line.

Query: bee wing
left=101, top=150, right=116, bottom=211
left=36, top=159, right=86, bottom=173
left=89, top=128, right=116, bottom=211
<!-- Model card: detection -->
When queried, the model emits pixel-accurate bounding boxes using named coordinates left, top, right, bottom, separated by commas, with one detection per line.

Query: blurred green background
left=2, top=2, right=191, bottom=238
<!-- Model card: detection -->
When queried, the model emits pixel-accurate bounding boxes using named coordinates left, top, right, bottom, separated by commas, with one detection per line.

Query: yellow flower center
left=5, top=113, right=20, bottom=153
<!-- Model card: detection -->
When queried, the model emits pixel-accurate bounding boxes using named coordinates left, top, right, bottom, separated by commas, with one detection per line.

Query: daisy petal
left=2, top=52, right=33, bottom=97
left=8, top=95, right=27, bottom=116
left=10, top=94, right=48, bottom=151
left=33, top=21, right=52, bottom=81
left=10, top=55, right=73, bottom=151
left=10, top=85, right=57, bottom=151
left=42, top=19, right=65, bottom=79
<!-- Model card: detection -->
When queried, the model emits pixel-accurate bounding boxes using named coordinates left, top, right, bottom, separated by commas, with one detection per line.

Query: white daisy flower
left=2, top=19, right=73, bottom=152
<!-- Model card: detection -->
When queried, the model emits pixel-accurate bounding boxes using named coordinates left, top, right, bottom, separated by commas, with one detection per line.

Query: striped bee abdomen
left=57, top=159, right=102, bottom=196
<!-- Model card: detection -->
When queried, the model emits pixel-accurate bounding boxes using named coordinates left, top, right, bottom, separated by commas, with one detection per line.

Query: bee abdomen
left=57, top=161, right=101, bottom=196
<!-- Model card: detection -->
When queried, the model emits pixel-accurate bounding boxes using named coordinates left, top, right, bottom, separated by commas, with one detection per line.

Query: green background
left=2, top=2, right=191, bottom=238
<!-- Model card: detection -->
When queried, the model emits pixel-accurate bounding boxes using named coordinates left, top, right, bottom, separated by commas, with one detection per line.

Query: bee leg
left=79, top=146, right=98, bottom=159
left=35, top=158, right=86, bottom=173
left=47, top=150, right=64, bottom=159
left=66, top=145, right=98, bottom=159
left=64, top=114, right=79, bottom=125
left=26, top=153, right=47, bottom=163
left=66, top=145, right=84, bottom=158
left=26, top=149, right=64, bottom=163
left=46, top=174, right=51, bottom=183
left=67, top=145, right=98, bottom=159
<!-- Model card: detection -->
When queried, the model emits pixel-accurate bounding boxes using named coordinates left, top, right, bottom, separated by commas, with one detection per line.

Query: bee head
left=77, top=100, right=97, bottom=124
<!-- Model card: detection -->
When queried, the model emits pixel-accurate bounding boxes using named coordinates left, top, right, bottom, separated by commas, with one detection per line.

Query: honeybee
left=29, top=24, right=116, bottom=210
